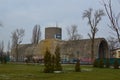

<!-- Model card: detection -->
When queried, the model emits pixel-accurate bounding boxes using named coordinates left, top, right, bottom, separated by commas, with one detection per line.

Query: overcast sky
left=0, top=0, right=119, bottom=51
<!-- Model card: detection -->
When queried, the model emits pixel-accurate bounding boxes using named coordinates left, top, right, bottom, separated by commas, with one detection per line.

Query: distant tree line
left=0, top=41, right=9, bottom=64
left=10, top=24, right=41, bottom=62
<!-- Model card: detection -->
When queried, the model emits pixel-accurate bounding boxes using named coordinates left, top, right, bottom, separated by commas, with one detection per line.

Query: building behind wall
left=45, top=27, right=62, bottom=40
left=111, top=48, right=120, bottom=58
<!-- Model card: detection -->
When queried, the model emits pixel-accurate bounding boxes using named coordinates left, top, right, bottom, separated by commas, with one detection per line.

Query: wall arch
left=98, top=40, right=109, bottom=59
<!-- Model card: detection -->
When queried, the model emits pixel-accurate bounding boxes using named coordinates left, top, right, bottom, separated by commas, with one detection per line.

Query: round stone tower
left=45, top=27, right=62, bottom=40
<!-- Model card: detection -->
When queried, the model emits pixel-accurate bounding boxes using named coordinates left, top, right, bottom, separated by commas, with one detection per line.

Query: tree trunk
left=91, top=39, right=94, bottom=63
left=91, top=33, right=95, bottom=64
left=15, top=44, right=18, bottom=62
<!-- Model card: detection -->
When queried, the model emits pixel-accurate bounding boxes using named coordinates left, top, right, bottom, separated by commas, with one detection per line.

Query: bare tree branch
left=107, top=36, right=118, bottom=50
left=0, top=41, right=4, bottom=53
left=103, top=0, right=120, bottom=43
left=67, top=24, right=82, bottom=40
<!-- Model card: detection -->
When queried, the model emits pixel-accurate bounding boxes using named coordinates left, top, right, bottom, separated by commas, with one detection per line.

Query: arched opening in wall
left=98, top=40, right=109, bottom=59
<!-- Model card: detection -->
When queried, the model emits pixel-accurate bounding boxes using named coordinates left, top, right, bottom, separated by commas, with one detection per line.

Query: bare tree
left=7, top=41, right=11, bottom=52
left=67, top=24, right=82, bottom=40
left=31, top=24, right=41, bottom=45
left=0, top=41, right=4, bottom=54
left=11, top=28, right=25, bottom=61
left=64, top=25, right=82, bottom=62
left=107, top=36, right=118, bottom=50
left=0, top=41, right=6, bottom=64
left=107, top=36, right=119, bottom=58
left=83, top=8, right=105, bottom=63
left=6, top=41, right=11, bottom=56
left=103, top=0, right=120, bottom=43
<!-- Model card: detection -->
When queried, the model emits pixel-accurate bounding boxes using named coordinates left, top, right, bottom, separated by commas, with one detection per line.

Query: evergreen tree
left=54, top=45, right=62, bottom=71
left=51, top=55, right=55, bottom=71
left=44, top=48, right=53, bottom=73
left=75, top=59, right=81, bottom=72
left=0, top=54, right=7, bottom=64
left=113, top=59, right=119, bottom=69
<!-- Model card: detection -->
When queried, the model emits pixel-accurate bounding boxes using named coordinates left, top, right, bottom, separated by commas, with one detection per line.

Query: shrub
left=99, top=59, right=104, bottom=68
left=105, top=58, right=110, bottom=68
left=113, top=59, right=119, bottom=69
left=93, top=59, right=99, bottom=67
left=75, top=59, right=81, bottom=72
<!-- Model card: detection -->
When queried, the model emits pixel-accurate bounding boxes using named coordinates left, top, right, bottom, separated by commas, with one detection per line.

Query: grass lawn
left=0, top=63, right=120, bottom=80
